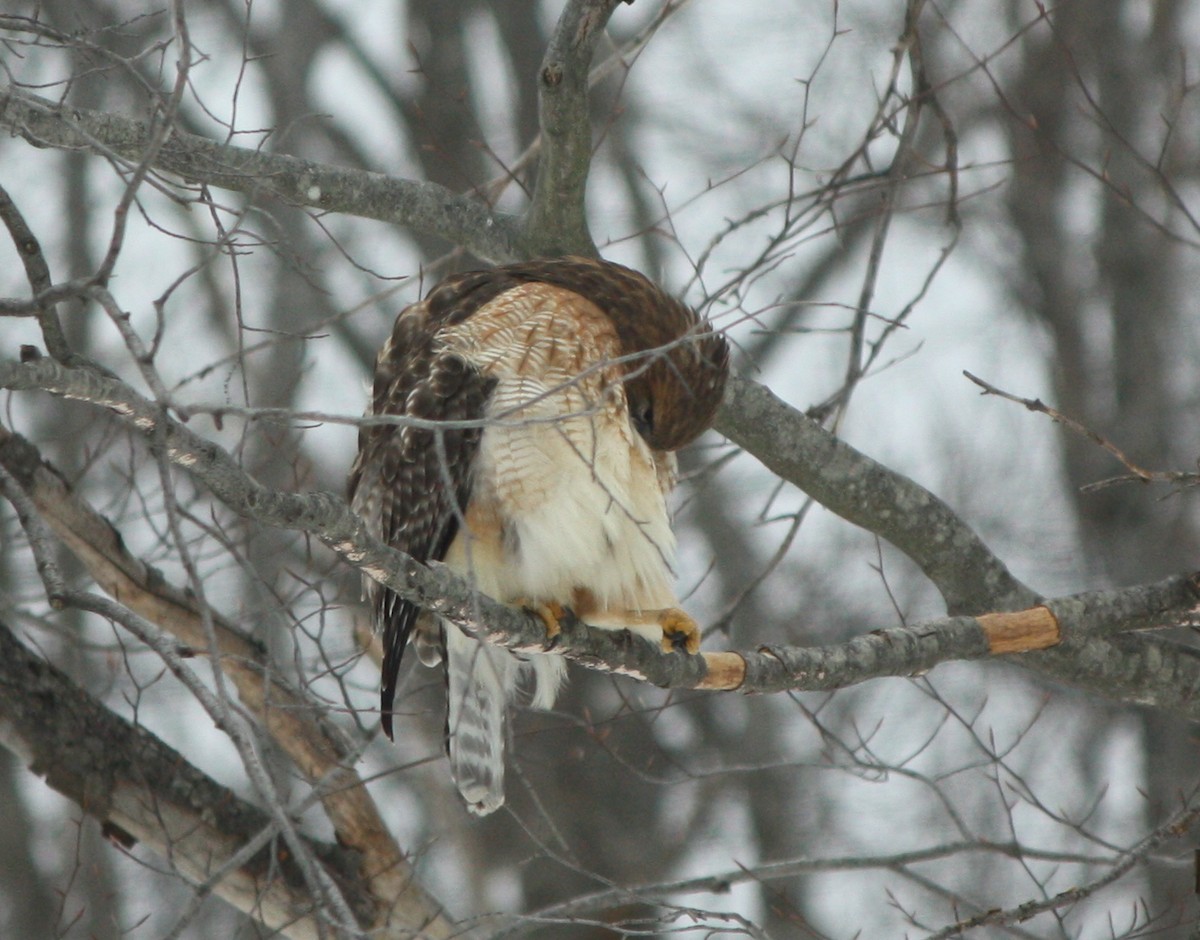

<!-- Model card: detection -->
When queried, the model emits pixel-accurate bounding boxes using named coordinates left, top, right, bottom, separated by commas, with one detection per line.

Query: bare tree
left=2, top=1, right=1200, bottom=937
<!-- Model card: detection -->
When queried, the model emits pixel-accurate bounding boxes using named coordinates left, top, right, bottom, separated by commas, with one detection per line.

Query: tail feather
left=444, top=624, right=517, bottom=815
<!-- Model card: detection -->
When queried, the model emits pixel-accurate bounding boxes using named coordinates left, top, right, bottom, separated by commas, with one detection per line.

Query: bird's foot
left=519, top=599, right=567, bottom=646
left=658, top=608, right=701, bottom=654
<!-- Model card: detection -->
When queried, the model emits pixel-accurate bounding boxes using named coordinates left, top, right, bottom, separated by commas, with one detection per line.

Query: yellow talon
left=521, top=599, right=566, bottom=641
left=658, top=608, right=701, bottom=654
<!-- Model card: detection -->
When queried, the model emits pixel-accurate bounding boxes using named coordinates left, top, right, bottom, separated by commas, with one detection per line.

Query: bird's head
left=625, top=324, right=729, bottom=452
left=493, top=256, right=730, bottom=451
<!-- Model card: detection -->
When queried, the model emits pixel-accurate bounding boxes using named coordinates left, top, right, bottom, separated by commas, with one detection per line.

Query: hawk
left=348, top=257, right=728, bottom=815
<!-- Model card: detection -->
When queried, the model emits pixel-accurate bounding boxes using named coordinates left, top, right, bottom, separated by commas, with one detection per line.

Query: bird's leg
left=575, top=595, right=702, bottom=655
left=524, top=589, right=703, bottom=654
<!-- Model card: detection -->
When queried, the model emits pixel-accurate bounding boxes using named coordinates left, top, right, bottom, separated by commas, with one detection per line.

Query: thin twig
left=926, top=799, right=1200, bottom=938
left=965, top=370, right=1200, bottom=491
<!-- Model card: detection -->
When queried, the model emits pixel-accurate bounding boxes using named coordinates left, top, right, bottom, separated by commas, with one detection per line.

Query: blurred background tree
left=2, top=0, right=1200, bottom=937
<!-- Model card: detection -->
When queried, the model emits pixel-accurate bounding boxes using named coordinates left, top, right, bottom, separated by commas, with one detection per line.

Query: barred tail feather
left=444, top=624, right=518, bottom=816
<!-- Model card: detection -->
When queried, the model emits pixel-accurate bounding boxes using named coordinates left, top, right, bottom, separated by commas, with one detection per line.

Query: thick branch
left=0, top=619, right=369, bottom=940
left=713, top=375, right=1200, bottom=712
left=715, top=373, right=1037, bottom=614
left=0, top=84, right=523, bottom=263
left=6, top=358, right=1200, bottom=718
left=0, top=422, right=455, bottom=939
left=523, top=0, right=626, bottom=257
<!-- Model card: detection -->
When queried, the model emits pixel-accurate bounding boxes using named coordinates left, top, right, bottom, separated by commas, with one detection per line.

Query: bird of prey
left=348, top=257, right=728, bottom=814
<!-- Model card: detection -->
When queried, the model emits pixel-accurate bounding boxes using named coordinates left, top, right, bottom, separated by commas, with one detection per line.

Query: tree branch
left=0, top=83, right=524, bottom=263
left=528, top=840, right=1118, bottom=925
left=927, top=796, right=1200, bottom=938
left=523, top=0, right=626, bottom=257
left=0, top=182, right=73, bottom=361
left=715, top=374, right=1037, bottom=614
left=966, top=369, right=1200, bottom=492
left=0, top=618, right=371, bottom=940
left=714, top=374, right=1200, bottom=712
left=0, top=421, right=456, bottom=938
left=5, top=357, right=1200, bottom=718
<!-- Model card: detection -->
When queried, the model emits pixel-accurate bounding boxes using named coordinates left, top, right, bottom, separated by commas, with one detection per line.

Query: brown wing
left=348, top=277, right=514, bottom=738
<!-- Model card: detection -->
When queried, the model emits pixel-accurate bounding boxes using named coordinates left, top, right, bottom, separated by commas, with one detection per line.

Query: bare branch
left=966, top=370, right=1200, bottom=491
left=927, top=797, right=1200, bottom=938
left=0, top=182, right=74, bottom=361
left=0, top=422, right=457, bottom=938
left=530, top=839, right=1119, bottom=923
left=715, top=374, right=1036, bottom=615
left=0, top=83, right=524, bottom=263
left=0, top=618, right=371, bottom=940
left=832, top=0, right=932, bottom=417
left=522, top=0, right=627, bottom=257
left=6, top=358, right=1200, bottom=720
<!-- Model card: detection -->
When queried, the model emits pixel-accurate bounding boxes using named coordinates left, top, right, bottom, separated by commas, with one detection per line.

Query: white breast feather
left=440, top=284, right=680, bottom=715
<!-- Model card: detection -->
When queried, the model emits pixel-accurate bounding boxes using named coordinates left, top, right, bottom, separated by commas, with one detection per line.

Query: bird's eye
left=632, top=399, right=654, bottom=437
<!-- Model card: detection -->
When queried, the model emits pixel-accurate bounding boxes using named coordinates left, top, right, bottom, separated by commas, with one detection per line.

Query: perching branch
left=6, top=356, right=1200, bottom=718
left=713, top=375, right=1200, bottom=710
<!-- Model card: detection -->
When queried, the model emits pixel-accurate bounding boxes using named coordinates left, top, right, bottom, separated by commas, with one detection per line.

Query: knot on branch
left=1187, top=571, right=1200, bottom=601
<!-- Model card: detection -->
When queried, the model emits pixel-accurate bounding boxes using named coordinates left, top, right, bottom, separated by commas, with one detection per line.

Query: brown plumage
left=348, top=256, right=728, bottom=813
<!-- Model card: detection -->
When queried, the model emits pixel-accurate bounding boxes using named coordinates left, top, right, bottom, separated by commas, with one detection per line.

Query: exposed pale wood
left=978, top=607, right=1061, bottom=654
left=698, top=651, right=748, bottom=690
